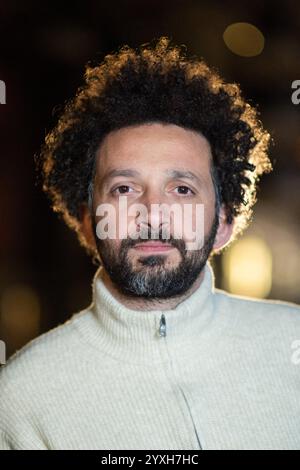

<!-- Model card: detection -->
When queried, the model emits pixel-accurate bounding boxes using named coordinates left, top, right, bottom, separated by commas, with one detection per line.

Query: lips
left=133, top=241, right=174, bottom=252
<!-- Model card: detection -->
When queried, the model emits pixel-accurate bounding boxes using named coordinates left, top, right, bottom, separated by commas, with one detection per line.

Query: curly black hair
left=37, top=36, right=273, bottom=259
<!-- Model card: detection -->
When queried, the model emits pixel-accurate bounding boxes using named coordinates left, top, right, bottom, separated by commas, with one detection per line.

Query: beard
left=92, top=212, right=219, bottom=299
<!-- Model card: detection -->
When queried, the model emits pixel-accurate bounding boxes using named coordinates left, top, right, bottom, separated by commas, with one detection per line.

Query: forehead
left=96, top=122, right=212, bottom=175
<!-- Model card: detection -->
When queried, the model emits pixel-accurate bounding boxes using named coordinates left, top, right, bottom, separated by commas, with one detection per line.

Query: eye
left=111, top=185, right=134, bottom=195
left=174, top=185, right=195, bottom=195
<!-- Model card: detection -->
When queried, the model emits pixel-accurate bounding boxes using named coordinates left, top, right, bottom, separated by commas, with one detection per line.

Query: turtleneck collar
left=86, top=262, right=217, bottom=365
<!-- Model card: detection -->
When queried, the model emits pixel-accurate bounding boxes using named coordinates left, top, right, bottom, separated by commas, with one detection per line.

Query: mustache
left=120, top=226, right=186, bottom=252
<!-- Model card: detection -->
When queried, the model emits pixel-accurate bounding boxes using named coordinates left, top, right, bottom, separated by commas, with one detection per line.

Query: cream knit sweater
left=1, top=262, right=300, bottom=450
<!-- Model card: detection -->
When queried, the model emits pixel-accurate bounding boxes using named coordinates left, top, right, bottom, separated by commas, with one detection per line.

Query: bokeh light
left=223, top=22, right=265, bottom=57
left=0, top=285, right=41, bottom=351
left=222, top=236, right=272, bottom=298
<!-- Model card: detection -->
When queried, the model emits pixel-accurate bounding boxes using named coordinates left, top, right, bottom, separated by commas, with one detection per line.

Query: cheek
left=116, top=211, right=139, bottom=242
left=93, top=196, right=131, bottom=242
left=172, top=202, right=212, bottom=238
left=194, top=188, right=216, bottom=235
left=171, top=198, right=215, bottom=252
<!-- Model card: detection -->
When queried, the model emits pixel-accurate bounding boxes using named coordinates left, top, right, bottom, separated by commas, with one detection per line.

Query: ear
left=212, top=205, right=234, bottom=251
left=79, top=203, right=97, bottom=252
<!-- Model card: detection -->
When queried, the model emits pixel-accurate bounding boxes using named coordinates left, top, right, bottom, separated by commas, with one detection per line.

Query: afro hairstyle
left=37, top=36, right=273, bottom=260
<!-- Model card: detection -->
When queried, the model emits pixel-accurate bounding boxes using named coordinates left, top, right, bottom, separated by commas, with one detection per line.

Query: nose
left=137, top=189, right=170, bottom=234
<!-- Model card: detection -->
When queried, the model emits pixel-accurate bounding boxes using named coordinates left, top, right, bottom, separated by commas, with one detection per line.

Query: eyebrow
left=164, top=169, right=203, bottom=185
left=102, top=168, right=203, bottom=186
left=103, top=168, right=141, bottom=181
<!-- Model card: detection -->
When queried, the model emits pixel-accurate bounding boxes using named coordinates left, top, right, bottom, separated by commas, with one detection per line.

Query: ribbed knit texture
left=1, top=261, right=300, bottom=450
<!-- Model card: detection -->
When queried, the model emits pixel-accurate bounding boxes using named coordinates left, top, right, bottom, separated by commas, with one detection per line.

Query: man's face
left=90, top=122, right=219, bottom=298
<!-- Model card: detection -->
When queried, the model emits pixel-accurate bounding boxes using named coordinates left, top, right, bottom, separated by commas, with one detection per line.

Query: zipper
left=159, top=313, right=167, bottom=337
left=158, top=313, right=203, bottom=450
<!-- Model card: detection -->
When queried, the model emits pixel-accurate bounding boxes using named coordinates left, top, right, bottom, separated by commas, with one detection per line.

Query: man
left=1, top=37, right=300, bottom=450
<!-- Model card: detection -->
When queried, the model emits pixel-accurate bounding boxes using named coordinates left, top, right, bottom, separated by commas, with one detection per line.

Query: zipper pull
left=159, top=314, right=166, bottom=337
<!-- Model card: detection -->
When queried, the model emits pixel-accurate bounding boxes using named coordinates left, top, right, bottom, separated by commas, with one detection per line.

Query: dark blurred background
left=0, top=0, right=299, bottom=360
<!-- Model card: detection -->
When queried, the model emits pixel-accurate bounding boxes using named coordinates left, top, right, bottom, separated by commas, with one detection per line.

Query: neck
left=101, top=268, right=206, bottom=311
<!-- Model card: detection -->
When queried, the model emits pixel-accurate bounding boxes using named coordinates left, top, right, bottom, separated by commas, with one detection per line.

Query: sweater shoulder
left=214, top=287, right=300, bottom=335
left=0, top=308, right=94, bottom=448
left=214, top=286, right=300, bottom=312
left=0, top=308, right=90, bottom=393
